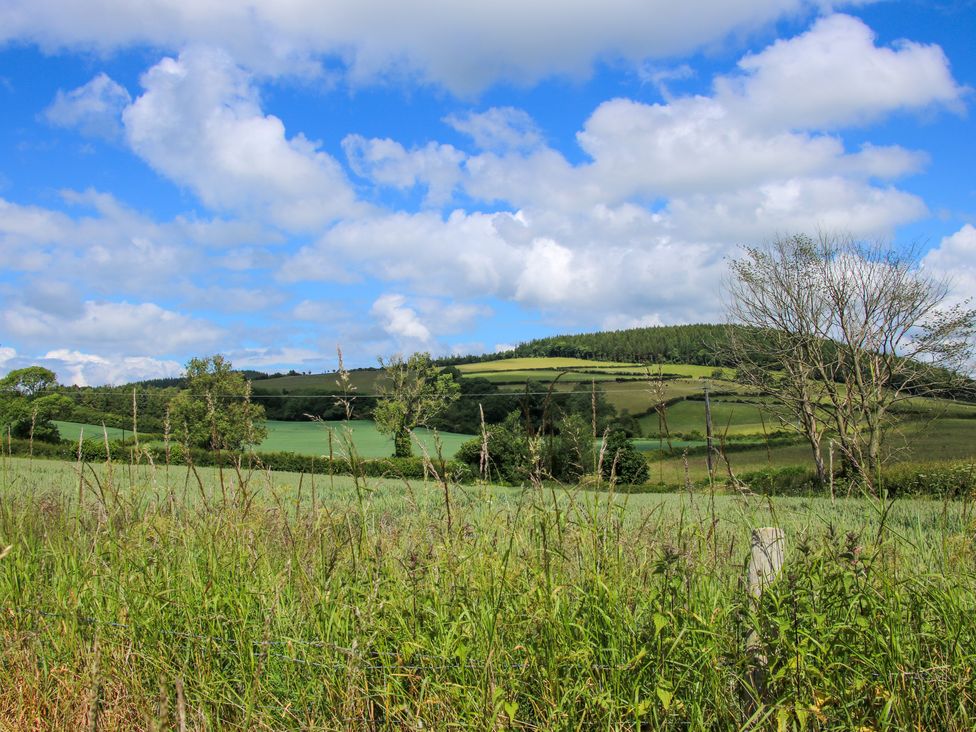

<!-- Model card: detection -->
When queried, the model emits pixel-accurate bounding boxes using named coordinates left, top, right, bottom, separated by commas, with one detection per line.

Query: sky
left=0, top=0, right=974, bottom=385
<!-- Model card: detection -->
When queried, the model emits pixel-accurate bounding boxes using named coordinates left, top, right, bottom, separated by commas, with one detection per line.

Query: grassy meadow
left=255, top=420, right=472, bottom=459
left=51, top=419, right=476, bottom=460
left=3, top=453, right=976, bottom=729
left=53, top=421, right=135, bottom=443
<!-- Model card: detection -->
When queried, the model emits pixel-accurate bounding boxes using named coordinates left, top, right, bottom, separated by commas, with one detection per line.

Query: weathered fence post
left=747, top=527, right=785, bottom=601
left=743, top=527, right=785, bottom=713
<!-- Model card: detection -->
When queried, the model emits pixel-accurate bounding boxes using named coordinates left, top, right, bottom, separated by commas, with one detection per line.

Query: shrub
left=600, top=431, right=649, bottom=486
left=738, top=466, right=822, bottom=496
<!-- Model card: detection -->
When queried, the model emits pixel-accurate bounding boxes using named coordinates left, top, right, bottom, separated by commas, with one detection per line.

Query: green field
left=256, top=419, right=472, bottom=458
left=648, top=417, right=976, bottom=484
left=51, top=419, right=474, bottom=459
left=3, top=455, right=975, bottom=728
left=456, top=356, right=637, bottom=373
left=465, top=369, right=629, bottom=383
left=639, top=398, right=780, bottom=437
left=54, top=420, right=136, bottom=442
left=584, top=363, right=737, bottom=380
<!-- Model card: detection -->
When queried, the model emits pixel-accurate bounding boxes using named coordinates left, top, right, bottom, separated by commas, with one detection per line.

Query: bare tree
left=726, top=237, right=834, bottom=484
left=727, top=232, right=975, bottom=490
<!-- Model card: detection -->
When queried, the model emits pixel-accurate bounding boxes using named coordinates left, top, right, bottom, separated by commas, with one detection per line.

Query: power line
left=27, top=382, right=720, bottom=400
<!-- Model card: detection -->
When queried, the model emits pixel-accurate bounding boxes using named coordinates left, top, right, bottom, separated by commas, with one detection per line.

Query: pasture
left=455, top=357, right=636, bottom=373
left=53, top=421, right=137, bottom=443
left=51, top=419, right=476, bottom=460
left=647, top=416, right=976, bottom=484
left=2, top=455, right=975, bottom=729
left=256, top=419, right=472, bottom=458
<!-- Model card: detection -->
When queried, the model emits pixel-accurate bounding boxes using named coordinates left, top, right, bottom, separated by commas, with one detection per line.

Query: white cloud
left=342, top=134, right=464, bottom=206
left=0, top=191, right=277, bottom=304
left=123, top=47, right=363, bottom=231
left=716, top=14, right=966, bottom=130
left=921, top=224, right=976, bottom=309
left=602, top=313, right=665, bottom=330
left=2, top=0, right=827, bottom=93
left=1, top=300, right=223, bottom=355
left=371, top=294, right=433, bottom=348
left=285, top=210, right=523, bottom=295
left=667, top=177, right=928, bottom=240
left=292, top=300, right=340, bottom=322
left=515, top=238, right=577, bottom=305
left=227, top=346, right=326, bottom=370
left=0, top=347, right=16, bottom=368
left=38, top=350, right=183, bottom=386
left=446, top=108, right=543, bottom=152
left=44, top=72, right=131, bottom=140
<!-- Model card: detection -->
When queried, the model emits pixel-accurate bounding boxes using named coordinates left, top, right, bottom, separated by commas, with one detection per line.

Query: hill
left=442, top=323, right=740, bottom=367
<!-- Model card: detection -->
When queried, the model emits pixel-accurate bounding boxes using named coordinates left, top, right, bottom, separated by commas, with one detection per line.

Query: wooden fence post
left=747, top=527, right=785, bottom=600
left=744, top=527, right=785, bottom=712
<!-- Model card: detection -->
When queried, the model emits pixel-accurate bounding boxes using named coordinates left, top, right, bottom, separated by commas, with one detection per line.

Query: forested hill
left=442, top=324, right=740, bottom=367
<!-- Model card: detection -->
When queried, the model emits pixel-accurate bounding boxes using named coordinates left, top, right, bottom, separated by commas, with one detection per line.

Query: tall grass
left=1, top=451, right=975, bottom=730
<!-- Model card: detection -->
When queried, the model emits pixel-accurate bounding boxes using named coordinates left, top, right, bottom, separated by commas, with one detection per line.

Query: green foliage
left=600, top=430, right=649, bottom=485
left=374, top=352, right=461, bottom=457
left=739, top=461, right=976, bottom=498
left=455, top=413, right=530, bottom=484
left=168, top=355, right=267, bottom=451
left=431, top=376, right=520, bottom=433
left=738, top=466, right=823, bottom=496
left=0, top=367, right=70, bottom=443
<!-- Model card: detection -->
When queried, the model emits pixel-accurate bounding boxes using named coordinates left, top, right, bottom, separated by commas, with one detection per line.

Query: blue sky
left=0, top=0, right=974, bottom=385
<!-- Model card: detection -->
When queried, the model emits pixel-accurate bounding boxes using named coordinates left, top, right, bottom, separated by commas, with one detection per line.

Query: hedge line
left=738, top=461, right=976, bottom=498
left=4, top=437, right=973, bottom=499
left=1, top=438, right=472, bottom=483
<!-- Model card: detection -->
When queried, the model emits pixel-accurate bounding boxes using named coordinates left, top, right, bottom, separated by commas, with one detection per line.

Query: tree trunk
left=811, top=439, right=826, bottom=486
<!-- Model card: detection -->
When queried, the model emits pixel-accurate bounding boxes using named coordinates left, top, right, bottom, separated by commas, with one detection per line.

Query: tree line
left=440, top=323, right=744, bottom=367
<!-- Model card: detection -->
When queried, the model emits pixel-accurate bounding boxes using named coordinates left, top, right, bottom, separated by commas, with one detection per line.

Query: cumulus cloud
left=343, top=135, right=464, bottom=206
left=446, top=108, right=544, bottom=152
left=2, top=0, right=827, bottom=92
left=38, top=350, right=183, bottom=386
left=2, top=8, right=968, bottom=372
left=368, top=293, right=492, bottom=353
left=921, top=224, right=976, bottom=309
left=285, top=210, right=522, bottom=295
left=716, top=14, right=967, bottom=130
left=123, top=48, right=363, bottom=231
left=0, top=191, right=277, bottom=301
left=371, top=294, right=433, bottom=349
left=44, top=72, right=131, bottom=140
left=667, top=178, right=928, bottom=241
left=1, top=300, right=223, bottom=355
left=575, top=18, right=961, bottom=204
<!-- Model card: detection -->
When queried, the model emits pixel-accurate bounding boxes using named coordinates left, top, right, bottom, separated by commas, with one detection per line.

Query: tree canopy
left=373, top=353, right=460, bottom=458
left=168, top=355, right=267, bottom=451
left=0, top=367, right=70, bottom=443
